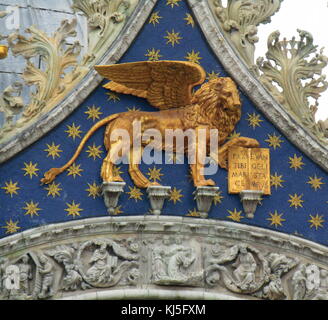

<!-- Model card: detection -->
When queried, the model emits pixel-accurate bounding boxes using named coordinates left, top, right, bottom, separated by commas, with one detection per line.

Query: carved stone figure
left=41, top=61, right=259, bottom=189
left=2, top=265, right=20, bottom=299
left=232, top=246, right=257, bottom=290
left=260, top=253, right=298, bottom=300
left=205, top=244, right=270, bottom=294
left=37, top=255, right=55, bottom=299
left=313, top=269, right=328, bottom=300
left=291, top=265, right=307, bottom=300
left=77, top=239, right=140, bottom=288
left=86, top=243, right=118, bottom=283
left=17, top=255, right=32, bottom=296
left=291, top=264, right=328, bottom=300
left=152, top=239, right=202, bottom=286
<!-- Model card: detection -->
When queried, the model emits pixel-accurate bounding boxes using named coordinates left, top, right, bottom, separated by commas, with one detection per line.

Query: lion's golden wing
left=95, top=61, right=206, bottom=110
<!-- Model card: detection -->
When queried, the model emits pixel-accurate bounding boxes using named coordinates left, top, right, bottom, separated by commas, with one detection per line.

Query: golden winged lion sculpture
left=41, top=61, right=259, bottom=188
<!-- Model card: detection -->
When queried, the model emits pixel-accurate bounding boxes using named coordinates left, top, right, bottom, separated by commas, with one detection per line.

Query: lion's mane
left=183, top=78, right=241, bottom=144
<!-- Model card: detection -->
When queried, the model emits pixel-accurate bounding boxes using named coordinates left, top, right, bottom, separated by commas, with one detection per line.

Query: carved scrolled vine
left=209, top=0, right=283, bottom=69
left=205, top=243, right=271, bottom=294
left=76, top=238, right=140, bottom=288
left=257, top=30, right=328, bottom=144
left=72, top=0, right=138, bottom=63
left=291, top=264, right=328, bottom=300
left=0, top=19, right=86, bottom=141
left=0, top=0, right=139, bottom=145
left=8, top=19, right=85, bottom=119
left=204, top=241, right=300, bottom=299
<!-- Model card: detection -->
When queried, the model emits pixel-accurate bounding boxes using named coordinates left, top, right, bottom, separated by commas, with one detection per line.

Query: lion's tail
left=41, top=113, right=120, bottom=185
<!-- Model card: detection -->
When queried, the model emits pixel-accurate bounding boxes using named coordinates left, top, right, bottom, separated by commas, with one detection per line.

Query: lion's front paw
left=194, top=179, right=216, bottom=187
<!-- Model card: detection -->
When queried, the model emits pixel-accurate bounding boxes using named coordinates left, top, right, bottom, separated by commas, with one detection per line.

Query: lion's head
left=191, top=77, right=242, bottom=140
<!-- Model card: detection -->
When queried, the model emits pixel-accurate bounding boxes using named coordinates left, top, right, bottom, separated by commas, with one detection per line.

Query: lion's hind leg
left=101, top=140, right=124, bottom=183
left=129, top=147, right=160, bottom=189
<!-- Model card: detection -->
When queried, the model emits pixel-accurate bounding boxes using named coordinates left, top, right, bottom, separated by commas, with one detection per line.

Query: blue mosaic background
left=0, top=0, right=327, bottom=245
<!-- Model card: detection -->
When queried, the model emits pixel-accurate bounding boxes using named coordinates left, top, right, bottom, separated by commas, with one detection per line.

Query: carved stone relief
left=209, top=0, right=283, bottom=70
left=0, top=216, right=327, bottom=300
left=257, top=30, right=328, bottom=144
left=0, top=0, right=156, bottom=163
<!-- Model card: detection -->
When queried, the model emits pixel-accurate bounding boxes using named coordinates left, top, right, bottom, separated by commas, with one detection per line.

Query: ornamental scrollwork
left=209, top=0, right=283, bottom=69
left=256, top=30, right=328, bottom=144
left=0, top=229, right=327, bottom=300
left=204, top=241, right=298, bottom=299
left=0, top=0, right=139, bottom=145
left=72, top=0, right=137, bottom=63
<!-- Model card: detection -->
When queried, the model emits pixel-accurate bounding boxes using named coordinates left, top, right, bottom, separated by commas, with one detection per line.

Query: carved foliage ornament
left=0, top=238, right=141, bottom=300
left=1, top=234, right=327, bottom=300
left=209, top=0, right=283, bottom=68
left=0, top=0, right=139, bottom=145
left=257, top=30, right=328, bottom=144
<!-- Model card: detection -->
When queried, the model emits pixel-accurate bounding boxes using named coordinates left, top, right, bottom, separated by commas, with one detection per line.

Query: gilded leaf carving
left=257, top=30, right=328, bottom=143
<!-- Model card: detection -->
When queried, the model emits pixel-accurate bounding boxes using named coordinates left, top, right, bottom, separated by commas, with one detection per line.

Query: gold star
left=86, top=182, right=101, bottom=199
left=145, top=48, right=163, bottom=61
left=247, top=113, right=263, bottom=129
left=166, top=0, right=181, bottom=8
left=65, top=123, right=82, bottom=140
left=227, top=131, right=241, bottom=140
left=214, top=191, right=224, bottom=205
left=265, top=133, right=283, bottom=150
left=127, top=186, right=143, bottom=202
left=127, top=106, right=141, bottom=112
left=113, top=165, right=123, bottom=178
left=45, top=142, right=63, bottom=159
left=267, top=211, right=285, bottom=228
left=67, top=163, right=83, bottom=178
left=164, top=30, right=182, bottom=47
left=289, top=154, right=305, bottom=170
left=85, top=105, right=102, bottom=121
left=288, top=194, right=304, bottom=209
left=308, top=214, right=324, bottom=230
left=307, top=175, right=324, bottom=191
left=147, top=166, right=164, bottom=183
left=86, top=143, right=103, bottom=160
left=113, top=205, right=123, bottom=216
left=2, top=219, right=21, bottom=234
left=270, top=173, right=284, bottom=189
left=23, top=201, right=42, bottom=217
left=45, top=182, right=62, bottom=198
left=169, top=188, right=183, bottom=204
left=106, top=91, right=120, bottom=102
left=184, top=13, right=195, bottom=27
left=227, top=208, right=244, bottom=222
left=185, top=50, right=202, bottom=64
left=186, top=208, right=200, bottom=217
left=65, top=201, right=83, bottom=218
left=1, top=180, right=20, bottom=197
left=207, top=71, right=220, bottom=81
left=149, top=11, right=162, bottom=25
left=22, top=162, right=39, bottom=179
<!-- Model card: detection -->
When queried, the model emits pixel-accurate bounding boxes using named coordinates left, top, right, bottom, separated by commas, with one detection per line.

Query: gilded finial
left=0, top=45, right=8, bottom=59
